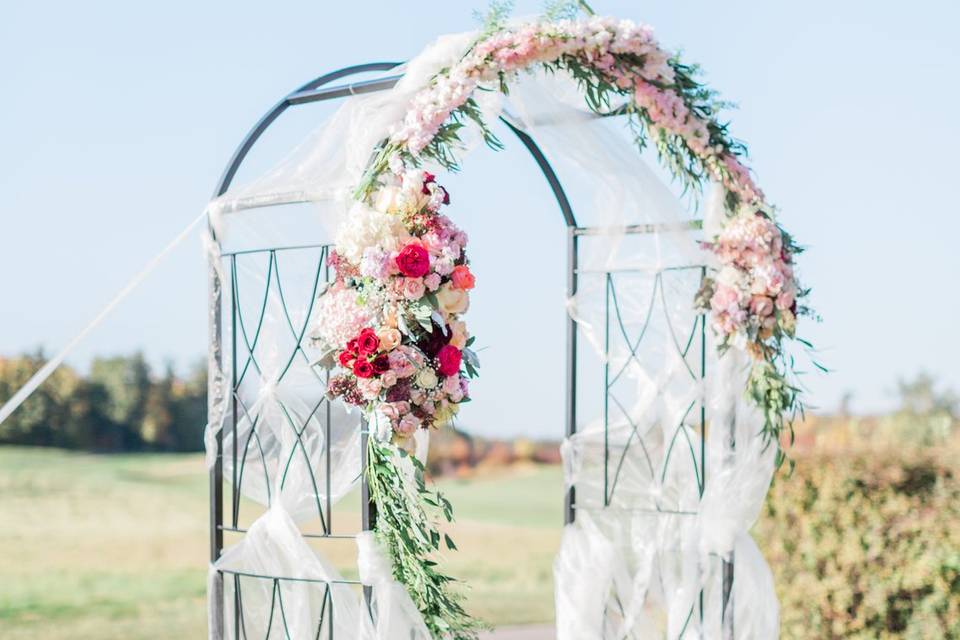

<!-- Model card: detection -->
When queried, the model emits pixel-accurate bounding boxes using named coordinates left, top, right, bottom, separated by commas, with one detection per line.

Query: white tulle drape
left=203, top=27, right=778, bottom=640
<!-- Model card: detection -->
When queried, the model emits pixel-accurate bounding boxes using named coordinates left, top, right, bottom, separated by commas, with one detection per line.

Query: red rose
left=353, top=359, right=374, bottom=379
left=338, top=351, right=355, bottom=368
left=357, top=328, right=380, bottom=355
left=395, top=243, right=430, bottom=278
left=346, top=338, right=359, bottom=354
left=436, top=345, right=462, bottom=377
left=372, top=354, right=390, bottom=374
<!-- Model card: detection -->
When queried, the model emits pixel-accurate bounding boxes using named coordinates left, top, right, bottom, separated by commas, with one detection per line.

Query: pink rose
left=710, top=285, right=740, bottom=314
left=424, top=272, right=442, bottom=291
left=775, top=289, right=795, bottom=311
left=379, top=401, right=409, bottom=424
left=396, top=413, right=421, bottom=436
left=433, top=256, right=454, bottom=276
left=388, top=351, right=416, bottom=378
left=441, top=375, right=460, bottom=395
left=403, top=277, right=426, bottom=300
left=442, top=376, right=464, bottom=403
left=381, top=370, right=398, bottom=388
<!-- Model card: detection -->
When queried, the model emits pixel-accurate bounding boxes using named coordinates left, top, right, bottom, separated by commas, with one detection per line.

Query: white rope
left=0, top=210, right=209, bottom=426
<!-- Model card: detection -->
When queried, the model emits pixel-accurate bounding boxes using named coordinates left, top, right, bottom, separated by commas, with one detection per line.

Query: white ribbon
left=0, top=210, right=208, bottom=426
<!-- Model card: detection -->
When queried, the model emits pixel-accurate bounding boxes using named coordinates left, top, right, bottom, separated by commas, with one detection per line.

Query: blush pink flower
left=396, top=413, right=421, bottom=437
left=710, top=285, right=741, bottom=314
left=380, top=370, right=398, bottom=388
left=776, top=290, right=796, bottom=311
left=424, top=272, right=442, bottom=291
left=403, top=277, right=426, bottom=300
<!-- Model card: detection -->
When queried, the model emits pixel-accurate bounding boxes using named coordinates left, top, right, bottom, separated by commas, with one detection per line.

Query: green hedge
left=756, top=443, right=960, bottom=638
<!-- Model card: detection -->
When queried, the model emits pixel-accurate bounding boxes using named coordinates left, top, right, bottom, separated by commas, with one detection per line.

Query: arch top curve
left=212, top=61, right=402, bottom=200
left=211, top=61, right=578, bottom=229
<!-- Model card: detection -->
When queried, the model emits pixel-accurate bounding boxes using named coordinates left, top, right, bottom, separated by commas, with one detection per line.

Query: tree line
left=0, top=352, right=206, bottom=452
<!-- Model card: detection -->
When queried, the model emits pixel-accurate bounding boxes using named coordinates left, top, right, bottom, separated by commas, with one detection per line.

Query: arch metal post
left=207, top=245, right=225, bottom=640
left=564, top=226, right=579, bottom=524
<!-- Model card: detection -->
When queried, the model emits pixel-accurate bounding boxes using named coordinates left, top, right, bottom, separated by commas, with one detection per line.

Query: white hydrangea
left=335, top=202, right=410, bottom=264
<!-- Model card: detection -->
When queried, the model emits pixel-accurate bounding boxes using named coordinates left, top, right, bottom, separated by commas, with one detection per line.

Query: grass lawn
left=0, top=447, right=563, bottom=639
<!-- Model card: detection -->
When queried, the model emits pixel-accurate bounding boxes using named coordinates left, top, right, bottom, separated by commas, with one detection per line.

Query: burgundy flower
left=328, top=374, right=363, bottom=405
left=421, top=172, right=436, bottom=194
left=395, top=243, right=430, bottom=278
left=386, top=381, right=411, bottom=403
left=356, top=328, right=380, bottom=356
left=372, top=353, right=390, bottom=374
left=419, top=322, right=449, bottom=358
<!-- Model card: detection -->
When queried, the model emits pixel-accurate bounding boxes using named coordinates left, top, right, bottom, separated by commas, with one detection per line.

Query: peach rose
left=383, top=305, right=399, bottom=329
left=377, top=327, right=402, bottom=351
left=447, top=319, right=468, bottom=349
left=437, top=284, right=469, bottom=315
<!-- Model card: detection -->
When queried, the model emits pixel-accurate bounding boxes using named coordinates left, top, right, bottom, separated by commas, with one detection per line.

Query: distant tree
left=165, top=360, right=206, bottom=452
left=142, top=362, right=176, bottom=449
left=89, top=353, right=151, bottom=450
left=0, top=351, right=82, bottom=447
left=0, top=351, right=208, bottom=452
left=887, top=372, right=958, bottom=445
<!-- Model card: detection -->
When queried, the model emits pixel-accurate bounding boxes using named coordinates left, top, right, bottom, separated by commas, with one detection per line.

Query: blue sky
left=2, top=1, right=958, bottom=439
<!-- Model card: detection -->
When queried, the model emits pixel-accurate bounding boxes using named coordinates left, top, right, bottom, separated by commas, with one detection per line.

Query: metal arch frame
left=206, top=61, right=733, bottom=639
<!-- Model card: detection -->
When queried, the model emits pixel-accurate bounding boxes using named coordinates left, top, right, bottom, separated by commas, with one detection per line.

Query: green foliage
left=756, top=443, right=960, bottom=638
left=0, top=352, right=206, bottom=452
left=366, top=437, right=482, bottom=639
left=473, top=1, right=514, bottom=37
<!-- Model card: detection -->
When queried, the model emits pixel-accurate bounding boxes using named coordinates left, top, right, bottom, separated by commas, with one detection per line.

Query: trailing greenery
left=366, top=437, right=482, bottom=639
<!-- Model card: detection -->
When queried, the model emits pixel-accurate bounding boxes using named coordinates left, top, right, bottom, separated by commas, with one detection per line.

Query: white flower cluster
left=335, top=202, right=411, bottom=264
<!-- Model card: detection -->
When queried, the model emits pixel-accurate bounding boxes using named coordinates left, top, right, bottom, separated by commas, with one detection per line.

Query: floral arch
left=204, top=10, right=810, bottom=640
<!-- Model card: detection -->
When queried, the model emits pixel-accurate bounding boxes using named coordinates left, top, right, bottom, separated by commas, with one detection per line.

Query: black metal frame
left=207, top=62, right=734, bottom=639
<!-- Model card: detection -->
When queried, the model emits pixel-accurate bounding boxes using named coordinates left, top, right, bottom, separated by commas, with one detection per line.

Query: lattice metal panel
left=213, top=243, right=370, bottom=638
left=565, top=227, right=732, bottom=639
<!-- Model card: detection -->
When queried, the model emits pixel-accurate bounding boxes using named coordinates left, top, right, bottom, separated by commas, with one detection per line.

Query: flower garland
left=311, top=8, right=814, bottom=638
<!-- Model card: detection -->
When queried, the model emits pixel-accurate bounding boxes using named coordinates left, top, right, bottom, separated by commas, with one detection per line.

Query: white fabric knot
left=258, top=379, right=279, bottom=401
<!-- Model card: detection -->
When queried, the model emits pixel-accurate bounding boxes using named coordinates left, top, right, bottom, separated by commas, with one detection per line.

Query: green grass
left=0, top=447, right=561, bottom=638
